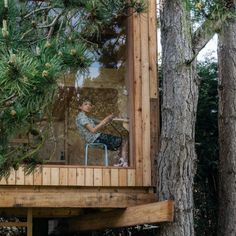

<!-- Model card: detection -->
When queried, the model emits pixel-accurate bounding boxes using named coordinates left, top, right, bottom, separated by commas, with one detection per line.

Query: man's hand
left=104, top=114, right=114, bottom=124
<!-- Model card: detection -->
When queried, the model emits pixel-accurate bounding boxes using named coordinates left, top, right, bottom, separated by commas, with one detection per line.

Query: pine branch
left=46, top=12, right=64, bottom=39
left=23, top=6, right=52, bottom=19
left=38, top=12, right=63, bottom=29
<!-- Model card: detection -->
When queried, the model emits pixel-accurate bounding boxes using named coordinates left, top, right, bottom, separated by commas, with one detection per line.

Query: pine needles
left=0, top=0, right=144, bottom=177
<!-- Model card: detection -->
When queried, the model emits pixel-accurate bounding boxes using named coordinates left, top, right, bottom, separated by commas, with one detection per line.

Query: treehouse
left=0, top=1, right=173, bottom=235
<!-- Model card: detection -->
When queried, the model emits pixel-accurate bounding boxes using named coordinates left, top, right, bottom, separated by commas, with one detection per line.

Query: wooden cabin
left=0, top=1, right=173, bottom=235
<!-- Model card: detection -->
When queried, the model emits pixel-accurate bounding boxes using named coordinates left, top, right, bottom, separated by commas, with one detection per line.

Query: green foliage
left=0, top=0, right=143, bottom=177
left=188, top=0, right=235, bottom=30
left=60, top=43, right=93, bottom=71
left=194, top=58, right=218, bottom=236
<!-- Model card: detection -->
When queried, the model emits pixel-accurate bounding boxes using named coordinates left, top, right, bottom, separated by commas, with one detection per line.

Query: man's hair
left=78, top=97, right=93, bottom=107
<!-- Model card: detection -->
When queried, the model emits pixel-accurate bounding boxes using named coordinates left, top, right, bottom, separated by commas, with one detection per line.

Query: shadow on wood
left=68, top=200, right=174, bottom=232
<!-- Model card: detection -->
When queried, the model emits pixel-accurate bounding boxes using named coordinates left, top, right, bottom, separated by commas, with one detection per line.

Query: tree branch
left=47, top=12, right=64, bottom=39
left=193, top=19, right=221, bottom=54
left=24, top=6, right=52, bottom=19
left=186, top=18, right=222, bottom=64
left=38, top=12, right=63, bottom=29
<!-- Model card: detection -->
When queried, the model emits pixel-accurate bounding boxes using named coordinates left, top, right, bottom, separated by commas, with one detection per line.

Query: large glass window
left=39, top=16, right=130, bottom=167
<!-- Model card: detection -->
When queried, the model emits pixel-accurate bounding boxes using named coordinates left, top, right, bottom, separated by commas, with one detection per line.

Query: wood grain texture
left=0, top=186, right=156, bottom=208
left=94, top=168, right=102, bottom=186
left=27, top=208, right=33, bottom=236
left=68, top=200, right=174, bottom=232
left=0, top=166, right=137, bottom=187
left=42, top=167, right=51, bottom=186
left=16, top=167, right=25, bottom=185
left=76, top=168, right=85, bottom=186
left=148, top=0, right=158, bottom=98
left=133, top=12, right=143, bottom=186
left=102, top=168, right=111, bottom=186
left=141, top=11, right=151, bottom=186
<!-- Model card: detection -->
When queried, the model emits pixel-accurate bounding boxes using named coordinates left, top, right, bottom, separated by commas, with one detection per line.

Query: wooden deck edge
left=0, top=186, right=156, bottom=209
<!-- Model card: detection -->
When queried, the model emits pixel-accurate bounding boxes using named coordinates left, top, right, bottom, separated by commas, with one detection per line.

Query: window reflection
left=40, top=16, right=129, bottom=166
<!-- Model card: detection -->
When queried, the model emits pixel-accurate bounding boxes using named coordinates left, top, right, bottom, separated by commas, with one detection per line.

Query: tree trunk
left=157, top=1, right=198, bottom=235
left=218, top=2, right=236, bottom=234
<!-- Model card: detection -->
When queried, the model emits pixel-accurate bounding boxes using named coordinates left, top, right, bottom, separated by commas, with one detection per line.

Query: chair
left=85, top=143, right=108, bottom=166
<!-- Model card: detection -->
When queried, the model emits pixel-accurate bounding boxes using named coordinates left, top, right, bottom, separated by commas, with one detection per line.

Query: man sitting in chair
left=76, top=97, right=128, bottom=167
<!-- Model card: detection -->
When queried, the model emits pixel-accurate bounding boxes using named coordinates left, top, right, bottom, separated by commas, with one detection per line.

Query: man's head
left=78, top=97, right=93, bottom=113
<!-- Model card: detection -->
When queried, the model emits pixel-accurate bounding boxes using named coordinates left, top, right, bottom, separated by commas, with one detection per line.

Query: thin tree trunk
left=218, top=1, right=236, bottom=234
left=157, top=1, right=198, bottom=235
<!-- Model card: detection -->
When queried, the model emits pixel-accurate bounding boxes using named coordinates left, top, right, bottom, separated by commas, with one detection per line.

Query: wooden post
left=127, top=10, right=135, bottom=167
left=148, top=0, right=160, bottom=186
left=64, top=83, right=69, bottom=164
left=148, top=0, right=158, bottom=99
left=27, top=208, right=33, bottom=236
left=141, top=10, right=151, bottom=186
left=133, top=12, right=143, bottom=186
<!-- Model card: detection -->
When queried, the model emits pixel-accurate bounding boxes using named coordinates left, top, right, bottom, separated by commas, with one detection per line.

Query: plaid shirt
left=76, top=112, right=101, bottom=143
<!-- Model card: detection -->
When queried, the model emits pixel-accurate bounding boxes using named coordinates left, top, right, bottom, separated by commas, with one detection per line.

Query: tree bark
left=218, top=1, right=236, bottom=234
left=157, top=1, right=198, bottom=235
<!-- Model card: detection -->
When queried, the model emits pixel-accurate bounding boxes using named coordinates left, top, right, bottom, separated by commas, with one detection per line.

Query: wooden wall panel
left=119, top=169, right=127, bottom=186
left=6, top=171, right=15, bottom=185
left=42, top=167, right=51, bottom=185
left=51, top=167, right=59, bottom=186
left=130, top=0, right=158, bottom=187
left=94, top=168, right=102, bottom=186
left=111, top=169, right=119, bottom=186
left=16, top=167, right=25, bottom=185
left=76, top=168, right=85, bottom=186
left=0, top=176, right=6, bottom=185
left=34, top=167, right=42, bottom=185
left=25, top=172, right=34, bottom=185
left=0, top=166, right=137, bottom=187
left=68, top=168, right=77, bottom=186
left=102, top=168, right=111, bottom=186
left=127, top=169, right=135, bottom=186
left=59, top=168, right=68, bottom=185
left=85, top=168, right=93, bottom=186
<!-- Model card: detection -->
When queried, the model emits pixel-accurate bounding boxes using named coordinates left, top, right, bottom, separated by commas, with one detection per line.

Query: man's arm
left=85, top=114, right=114, bottom=133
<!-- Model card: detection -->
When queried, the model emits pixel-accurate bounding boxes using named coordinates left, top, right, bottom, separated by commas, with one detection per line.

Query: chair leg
left=85, top=143, right=108, bottom=166
left=85, top=144, right=89, bottom=165
left=104, top=145, right=108, bottom=166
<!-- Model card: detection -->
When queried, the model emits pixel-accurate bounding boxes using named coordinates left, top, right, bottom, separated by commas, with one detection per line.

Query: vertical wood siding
left=0, top=166, right=136, bottom=187
left=130, top=0, right=158, bottom=186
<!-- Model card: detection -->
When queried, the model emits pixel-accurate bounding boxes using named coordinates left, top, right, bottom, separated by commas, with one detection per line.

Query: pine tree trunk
left=157, top=1, right=198, bottom=235
left=218, top=4, right=236, bottom=235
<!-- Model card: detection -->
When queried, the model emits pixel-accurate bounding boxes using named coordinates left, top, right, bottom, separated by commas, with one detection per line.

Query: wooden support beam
left=0, top=186, right=156, bottom=208
left=27, top=208, right=33, bottom=236
left=0, top=208, right=83, bottom=218
left=0, top=222, right=27, bottom=227
left=68, top=200, right=174, bottom=232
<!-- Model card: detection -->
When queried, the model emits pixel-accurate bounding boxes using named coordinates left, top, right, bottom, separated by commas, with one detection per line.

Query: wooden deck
left=0, top=165, right=156, bottom=209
